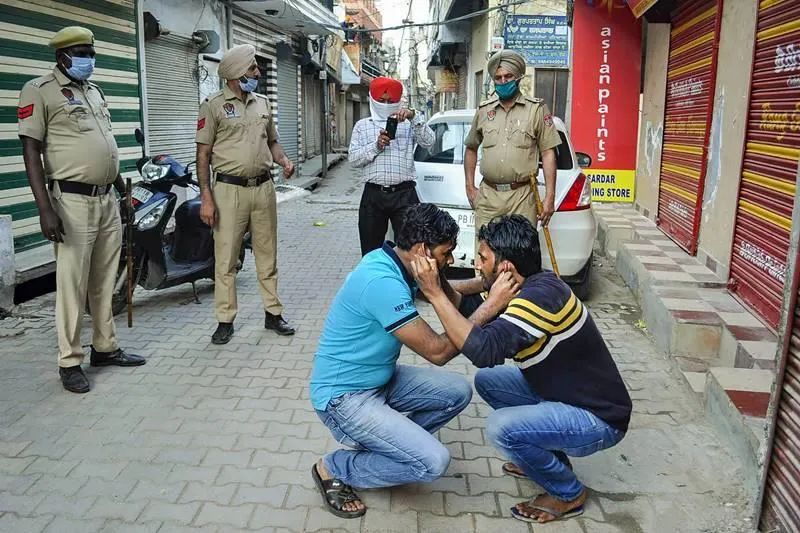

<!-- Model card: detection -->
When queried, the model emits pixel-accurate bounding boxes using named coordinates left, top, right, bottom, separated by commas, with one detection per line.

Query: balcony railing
left=361, top=57, right=383, bottom=80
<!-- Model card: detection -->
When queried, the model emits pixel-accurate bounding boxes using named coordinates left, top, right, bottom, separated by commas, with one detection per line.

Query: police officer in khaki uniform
left=464, top=50, right=561, bottom=246
left=18, top=27, right=146, bottom=394
left=196, top=44, right=295, bottom=345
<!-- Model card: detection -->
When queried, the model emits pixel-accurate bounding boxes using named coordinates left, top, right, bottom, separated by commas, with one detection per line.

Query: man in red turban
left=348, top=76, right=436, bottom=256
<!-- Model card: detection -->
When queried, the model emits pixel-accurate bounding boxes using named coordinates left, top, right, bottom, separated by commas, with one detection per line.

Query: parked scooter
left=108, top=128, right=244, bottom=315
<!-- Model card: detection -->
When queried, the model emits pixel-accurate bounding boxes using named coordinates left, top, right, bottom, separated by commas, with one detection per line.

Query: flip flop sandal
left=502, top=462, right=528, bottom=479
left=503, top=456, right=573, bottom=479
left=510, top=502, right=585, bottom=523
left=311, top=464, right=366, bottom=519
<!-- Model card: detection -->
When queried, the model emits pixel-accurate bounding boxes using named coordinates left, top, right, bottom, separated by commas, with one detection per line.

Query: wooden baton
left=530, top=173, right=560, bottom=276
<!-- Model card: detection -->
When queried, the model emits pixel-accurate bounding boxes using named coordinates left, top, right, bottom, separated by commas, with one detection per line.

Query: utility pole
left=320, top=37, right=328, bottom=179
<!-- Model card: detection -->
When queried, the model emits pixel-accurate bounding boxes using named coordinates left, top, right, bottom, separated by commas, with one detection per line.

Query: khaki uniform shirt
left=196, top=86, right=278, bottom=178
left=465, top=93, right=561, bottom=184
left=17, top=67, right=119, bottom=185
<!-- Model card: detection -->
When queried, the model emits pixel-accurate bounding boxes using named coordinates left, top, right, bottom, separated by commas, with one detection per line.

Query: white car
left=414, top=109, right=596, bottom=299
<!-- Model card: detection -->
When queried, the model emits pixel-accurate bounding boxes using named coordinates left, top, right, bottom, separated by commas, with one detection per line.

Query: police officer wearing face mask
left=464, top=50, right=561, bottom=251
left=196, top=44, right=296, bottom=345
left=17, top=26, right=146, bottom=394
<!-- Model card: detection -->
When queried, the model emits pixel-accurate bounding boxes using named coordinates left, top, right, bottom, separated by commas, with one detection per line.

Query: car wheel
left=569, top=258, right=592, bottom=301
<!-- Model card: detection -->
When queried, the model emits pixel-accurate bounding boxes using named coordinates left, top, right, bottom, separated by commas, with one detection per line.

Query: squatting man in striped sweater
left=411, top=215, right=633, bottom=525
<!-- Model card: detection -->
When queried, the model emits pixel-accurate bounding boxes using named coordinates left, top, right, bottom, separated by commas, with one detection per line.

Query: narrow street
left=0, top=162, right=752, bottom=533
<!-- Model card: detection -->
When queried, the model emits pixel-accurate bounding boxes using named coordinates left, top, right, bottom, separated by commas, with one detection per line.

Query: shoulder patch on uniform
left=543, top=113, right=554, bottom=127
left=197, top=117, right=206, bottom=130
left=478, top=96, right=498, bottom=108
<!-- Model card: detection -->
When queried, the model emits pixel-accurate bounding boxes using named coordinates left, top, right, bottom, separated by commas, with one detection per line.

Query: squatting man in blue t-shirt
left=411, top=215, right=633, bottom=525
left=309, top=204, right=519, bottom=518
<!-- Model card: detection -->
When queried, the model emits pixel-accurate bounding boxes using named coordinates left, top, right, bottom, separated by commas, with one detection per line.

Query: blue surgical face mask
left=65, top=55, right=95, bottom=81
left=495, top=79, right=519, bottom=100
left=239, top=76, right=258, bottom=93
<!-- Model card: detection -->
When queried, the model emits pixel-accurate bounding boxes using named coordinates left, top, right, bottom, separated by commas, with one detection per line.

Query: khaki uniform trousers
left=474, top=180, right=537, bottom=253
left=51, top=184, right=121, bottom=367
left=213, top=180, right=282, bottom=323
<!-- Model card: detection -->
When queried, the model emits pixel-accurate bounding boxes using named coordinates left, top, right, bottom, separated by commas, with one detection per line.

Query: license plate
left=442, top=208, right=475, bottom=229
left=131, top=186, right=153, bottom=204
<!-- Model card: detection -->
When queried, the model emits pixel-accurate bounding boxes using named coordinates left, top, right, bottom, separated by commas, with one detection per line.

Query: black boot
left=59, top=366, right=90, bottom=393
left=212, top=322, right=234, bottom=345
left=90, top=347, right=146, bottom=367
left=265, top=312, right=295, bottom=336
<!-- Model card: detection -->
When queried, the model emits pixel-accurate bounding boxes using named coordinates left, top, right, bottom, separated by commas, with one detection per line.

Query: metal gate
left=656, top=0, right=722, bottom=254
left=145, top=34, right=199, bottom=165
left=728, top=0, right=800, bottom=329
left=276, top=45, right=299, bottom=163
left=760, top=159, right=800, bottom=532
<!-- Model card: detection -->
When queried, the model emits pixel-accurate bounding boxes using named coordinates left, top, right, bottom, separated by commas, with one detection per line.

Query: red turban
left=369, top=77, right=403, bottom=103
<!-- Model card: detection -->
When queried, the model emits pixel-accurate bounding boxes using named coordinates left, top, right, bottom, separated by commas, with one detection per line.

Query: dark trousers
left=358, top=182, right=420, bottom=256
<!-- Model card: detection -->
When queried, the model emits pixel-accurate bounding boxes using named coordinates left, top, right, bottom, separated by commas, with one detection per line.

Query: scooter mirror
left=134, top=128, right=145, bottom=145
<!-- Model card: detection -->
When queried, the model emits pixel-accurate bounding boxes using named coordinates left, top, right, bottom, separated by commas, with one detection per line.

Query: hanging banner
left=570, top=0, right=642, bottom=203
left=504, top=15, right=570, bottom=67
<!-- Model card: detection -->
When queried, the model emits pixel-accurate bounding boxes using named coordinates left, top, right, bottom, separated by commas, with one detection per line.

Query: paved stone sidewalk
left=0, top=163, right=752, bottom=532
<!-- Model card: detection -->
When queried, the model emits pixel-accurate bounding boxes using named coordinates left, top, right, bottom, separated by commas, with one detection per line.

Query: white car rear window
left=414, top=120, right=574, bottom=170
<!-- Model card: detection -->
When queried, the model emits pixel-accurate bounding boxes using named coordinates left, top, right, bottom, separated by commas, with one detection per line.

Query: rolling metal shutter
left=0, top=0, right=142, bottom=254
left=144, top=34, right=199, bottom=165
left=303, top=73, right=322, bottom=157
left=276, top=45, right=299, bottom=163
left=656, top=0, right=722, bottom=254
left=728, top=0, right=800, bottom=329
left=761, top=162, right=800, bottom=531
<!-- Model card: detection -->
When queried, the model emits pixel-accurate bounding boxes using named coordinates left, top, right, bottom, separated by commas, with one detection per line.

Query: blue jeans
left=317, top=364, right=472, bottom=489
left=475, top=366, right=625, bottom=501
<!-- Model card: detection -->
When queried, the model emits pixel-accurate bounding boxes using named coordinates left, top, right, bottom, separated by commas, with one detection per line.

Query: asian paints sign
left=570, top=0, right=641, bottom=202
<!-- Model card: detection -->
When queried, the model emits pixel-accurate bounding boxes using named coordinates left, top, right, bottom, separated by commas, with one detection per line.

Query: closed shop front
left=144, top=33, right=199, bottom=165
left=0, top=0, right=142, bottom=254
left=656, top=0, right=722, bottom=254
left=761, top=229, right=800, bottom=530
left=728, top=0, right=800, bottom=329
left=303, top=73, right=322, bottom=157
left=276, top=42, right=300, bottom=163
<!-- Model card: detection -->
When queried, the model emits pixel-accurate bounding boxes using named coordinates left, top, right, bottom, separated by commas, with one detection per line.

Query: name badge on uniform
left=223, top=103, right=240, bottom=119
left=61, top=88, right=83, bottom=106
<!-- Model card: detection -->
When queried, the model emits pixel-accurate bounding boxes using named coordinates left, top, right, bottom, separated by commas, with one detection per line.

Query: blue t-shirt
left=310, top=243, right=419, bottom=411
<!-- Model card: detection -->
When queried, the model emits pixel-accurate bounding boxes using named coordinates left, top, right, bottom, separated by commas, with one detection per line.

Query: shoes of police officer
left=265, top=312, right=295, bottom=336
left=90, top=347, right=147, bottom=367
left=212, top=322, right=235, bottom=345
left=59, top=366, right=90, bottom=394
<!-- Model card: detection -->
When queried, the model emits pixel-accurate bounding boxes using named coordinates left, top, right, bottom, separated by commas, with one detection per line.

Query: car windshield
left=414, top=120, right=574, bottom=170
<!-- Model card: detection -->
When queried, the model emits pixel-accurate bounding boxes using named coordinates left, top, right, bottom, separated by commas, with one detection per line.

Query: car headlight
left=136, top=201, right=168, bottom=230
left=141, top=161, right=169, bottom=183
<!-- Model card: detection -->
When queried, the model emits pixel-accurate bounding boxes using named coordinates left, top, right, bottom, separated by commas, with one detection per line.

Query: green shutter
left=0, top=0, right=142, bottom=254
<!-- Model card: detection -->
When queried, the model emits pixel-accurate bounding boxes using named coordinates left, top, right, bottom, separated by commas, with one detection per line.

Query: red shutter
left=729, top=0, right=800, bottom=329
left=656, top=0, right=722, bottom=254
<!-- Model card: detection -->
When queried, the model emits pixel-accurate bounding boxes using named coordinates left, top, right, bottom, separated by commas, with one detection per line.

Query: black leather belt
left=216, top=173, right=272, bottom=187
left=49, top=181, right=112, bottom=197
left=365, top=181, right=416, bottom=193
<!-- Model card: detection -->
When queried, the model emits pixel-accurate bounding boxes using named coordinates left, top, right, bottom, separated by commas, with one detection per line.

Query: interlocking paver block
left=0, top=513, right=53, bottom=533
left=179, top=482, right=237, bottom=505
left=35, top=494, right=97, bottom=518
left=232, top=484, right=288, bottom=506
left=194, top=502, right=255, bottom=528
left=84, top=497, right=146, bottom=521
left=250, top=506, right=309, bottom=531
left=444, top=493, right=499, bottom=517
left=418, top=512, right=474, bottom=532
left=362, top=509, right=419, bottom=533
left=216, top=465, right=269, bottom=486
left=140, top=501, right=201, bottom=525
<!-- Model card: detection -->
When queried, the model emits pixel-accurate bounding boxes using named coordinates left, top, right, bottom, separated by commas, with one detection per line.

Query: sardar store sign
left=570, top=0, right=641, bottom=203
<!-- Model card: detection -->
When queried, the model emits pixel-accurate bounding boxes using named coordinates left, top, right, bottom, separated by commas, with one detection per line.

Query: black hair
left=477, top=215, right=542, bottom=277
left=396, top=203, right=459, bottom=251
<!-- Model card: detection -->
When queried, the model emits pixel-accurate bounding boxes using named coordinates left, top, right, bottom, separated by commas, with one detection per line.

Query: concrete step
left=705, top=367, right=773, bottom=494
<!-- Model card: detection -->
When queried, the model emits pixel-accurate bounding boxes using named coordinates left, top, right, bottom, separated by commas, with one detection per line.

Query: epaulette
left=478, top=96, right=499, bottom=107
left=206, top=90, right=225, bottom=102
left=88, top=81, right=106, bottom=100
left=524, top=95, right=544, bottom=104
left=26, top=74, right=55, bottom=89
left=252, top=92, right=268, bottom=100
